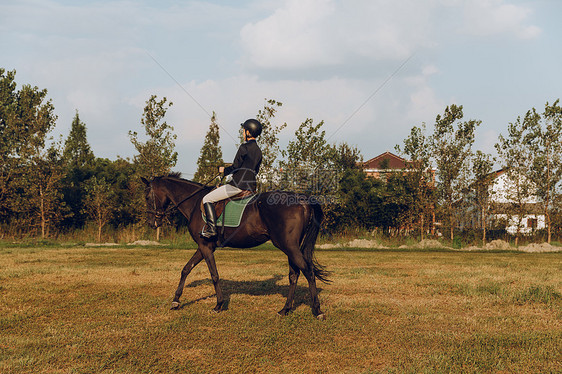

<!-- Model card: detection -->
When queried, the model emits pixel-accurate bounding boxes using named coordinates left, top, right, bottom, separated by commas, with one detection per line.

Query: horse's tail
left=300, top=201, right=331, bottom=284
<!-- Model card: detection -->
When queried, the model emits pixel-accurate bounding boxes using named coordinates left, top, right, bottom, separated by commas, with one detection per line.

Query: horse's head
left=141, top=177, right=171, bottom=229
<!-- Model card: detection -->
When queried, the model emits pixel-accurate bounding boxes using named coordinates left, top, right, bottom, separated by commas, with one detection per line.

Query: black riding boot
left=201, top=202, right=217, bottom=239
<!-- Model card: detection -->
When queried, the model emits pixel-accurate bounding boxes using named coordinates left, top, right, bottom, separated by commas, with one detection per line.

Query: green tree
left=61, top=111, right=95, bottom=229
left=471, top=150, right=495, bottom=245
left=280, top=118, right=336, bottom=194
left=0, top=68, right=57, bottom=227
left=319, top=143, right=363, bottom=233
left=331, top=142, right=363, bottom=172
left=525, top=100, right=562, bottom=243
left=14, top=139, right=67, bottom=238
left=82, top=175, right=116, bottom=242
left=129, top=95, right=178, bottom=179
left=63, top=111, right=94, bottom=169
left=396, top=124, right=436, bottom=240
left=129, top=95, right=177, bottom=240
left=431, top=104, right=480, bottom=241
left=194, top=112, right=223, bottom=184
left=255, top=99, right=287, bottom=189
left=328, top=168, right=386, bottom=232
left=495, top=116, right=534, bottom=246
left=384, top=171, right=419, bottom=235
left=86, top=157, right=139, bottom=229
left=280, top=119, right=366, bottom=232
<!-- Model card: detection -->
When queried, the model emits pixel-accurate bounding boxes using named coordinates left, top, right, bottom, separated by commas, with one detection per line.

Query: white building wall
left=490, top=173, right=539, bottom=204
left=488, top=172, right=545, bottom=234
left=495, top=214, right=546, bottom=235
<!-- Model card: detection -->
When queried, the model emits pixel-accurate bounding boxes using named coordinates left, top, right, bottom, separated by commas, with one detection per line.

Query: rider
left=201, top=119, right=263, bottom=239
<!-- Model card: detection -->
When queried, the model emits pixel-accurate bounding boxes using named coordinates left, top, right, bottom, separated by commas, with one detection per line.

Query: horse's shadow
left=176, top=274, right=323, bottom=311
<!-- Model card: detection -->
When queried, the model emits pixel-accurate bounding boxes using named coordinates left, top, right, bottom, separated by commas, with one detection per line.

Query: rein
left=148, top=172, right=221, bottom=218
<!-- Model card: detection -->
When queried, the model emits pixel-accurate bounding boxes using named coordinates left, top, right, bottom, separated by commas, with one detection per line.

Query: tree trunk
left=97, top=210, right=102, bottom=242
left=420, top=213, right=424, bottom=241
left=449, top=204, right=454, bottom=241
left=546, top=210, right=551, bottom=244
left=431, top=209, right=435, bottom=235
left=481, top=205, right=486, bottom=247
left=40, top=186, right=46, bottom=239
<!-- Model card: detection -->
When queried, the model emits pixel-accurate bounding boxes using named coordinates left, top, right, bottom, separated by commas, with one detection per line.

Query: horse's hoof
left=277, top=309, right=291, bottom=317
left=316, top=313, right=326, bottom=321
left=171, top=301, right=180, bottom=310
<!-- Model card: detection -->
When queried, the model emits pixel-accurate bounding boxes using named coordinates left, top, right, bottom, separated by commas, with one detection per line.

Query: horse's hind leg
left=287, top=252, right=324, bottom=319
left=172, top=249, right=204, bottom=309
left=302, top=267, right=324, bottom=319
left=278, top=261, right=300, bottom=316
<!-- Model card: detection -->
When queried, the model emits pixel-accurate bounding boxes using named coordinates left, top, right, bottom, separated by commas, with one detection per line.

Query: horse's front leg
left=201, top=246, right=224, bottom=313
left=171, top=249, right=204, bottom=309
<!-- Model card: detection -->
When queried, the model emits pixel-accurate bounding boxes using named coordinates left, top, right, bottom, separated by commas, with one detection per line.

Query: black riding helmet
left=241, top=119, right=262, bottom=138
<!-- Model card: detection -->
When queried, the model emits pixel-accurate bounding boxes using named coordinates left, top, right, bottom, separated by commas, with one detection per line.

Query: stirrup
left=200, top=226, right=217, bottom=239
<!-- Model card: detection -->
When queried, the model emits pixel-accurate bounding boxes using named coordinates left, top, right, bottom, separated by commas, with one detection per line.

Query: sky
left=2, top=0, right=561, bottom=177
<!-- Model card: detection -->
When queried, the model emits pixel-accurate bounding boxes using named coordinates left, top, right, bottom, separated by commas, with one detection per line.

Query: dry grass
left=0, top=245, right=561, bottom=373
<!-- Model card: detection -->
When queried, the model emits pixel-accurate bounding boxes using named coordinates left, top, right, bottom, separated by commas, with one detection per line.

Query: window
left=527, top=218, right=538, bottom=229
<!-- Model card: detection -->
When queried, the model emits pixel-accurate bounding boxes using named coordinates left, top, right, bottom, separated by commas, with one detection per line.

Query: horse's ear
left=141, top=177, right=149, bottom=186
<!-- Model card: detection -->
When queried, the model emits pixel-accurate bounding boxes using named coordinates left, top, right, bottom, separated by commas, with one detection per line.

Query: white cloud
left=459, top=0, right=541, bottom=39
left=408, top=85, right=444, bottom=125
left=240, top=0, right=338, bottom=70
left=422, top=64, right=439, bottom=76
left=240, top=0, right=434, bottom=71
left=239, top=0, right=541, bottom=76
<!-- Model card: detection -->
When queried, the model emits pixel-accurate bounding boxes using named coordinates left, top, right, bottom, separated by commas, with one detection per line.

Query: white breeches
left=202, top=184, right=243, bottom=204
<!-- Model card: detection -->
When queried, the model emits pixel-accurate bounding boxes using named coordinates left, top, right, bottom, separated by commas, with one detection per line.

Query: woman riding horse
left=142, top=119, right=329, bottom=318
left=201, top=119, right=263, bottom=239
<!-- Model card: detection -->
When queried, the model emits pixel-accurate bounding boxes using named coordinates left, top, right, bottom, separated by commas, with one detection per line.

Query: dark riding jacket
left=223, top=139, right=262, bottom=192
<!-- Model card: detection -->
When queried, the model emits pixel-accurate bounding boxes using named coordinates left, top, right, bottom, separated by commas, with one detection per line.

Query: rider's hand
left=219, top=166, right=225, bottom=173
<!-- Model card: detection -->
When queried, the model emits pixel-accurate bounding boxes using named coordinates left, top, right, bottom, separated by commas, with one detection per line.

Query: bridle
left=145, top=172, right=222, bottom=222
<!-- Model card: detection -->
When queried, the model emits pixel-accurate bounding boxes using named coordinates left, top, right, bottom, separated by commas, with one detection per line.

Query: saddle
left=201, top=189, right=254, bottom=222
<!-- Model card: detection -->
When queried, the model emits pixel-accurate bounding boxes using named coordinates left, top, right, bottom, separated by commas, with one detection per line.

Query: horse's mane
left=157, top=172, right=205, bottom=187
left=166, top=171, right=183, bottom=179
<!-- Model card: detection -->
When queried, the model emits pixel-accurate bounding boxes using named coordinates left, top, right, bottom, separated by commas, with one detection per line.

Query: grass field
left=1, top=244, right=561, bottom=373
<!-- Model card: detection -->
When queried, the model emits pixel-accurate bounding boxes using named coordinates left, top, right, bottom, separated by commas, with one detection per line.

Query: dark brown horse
left=141, top=174, right=330, bottom=319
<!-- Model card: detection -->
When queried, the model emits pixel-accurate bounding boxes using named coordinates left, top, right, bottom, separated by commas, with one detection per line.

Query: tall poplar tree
left=129, top=95, right=177, bottom=239
left=524, top=100, right=562, bottom=243
left=495, top=116, right=534, bottom=246
left=255, top=99, right=287, bottom=189
left=129, top=95, right=177, bottom=179
left=431, top=104, right=480, bottom=241
left=471, top=150, right=495, bottom=245
left=396, top=123, right=435, bottom=240
left=194, top=112, right=223, bottom=184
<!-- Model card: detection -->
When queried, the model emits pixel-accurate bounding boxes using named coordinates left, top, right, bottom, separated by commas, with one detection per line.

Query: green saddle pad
left=204, top=195, right=255, bottom=228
